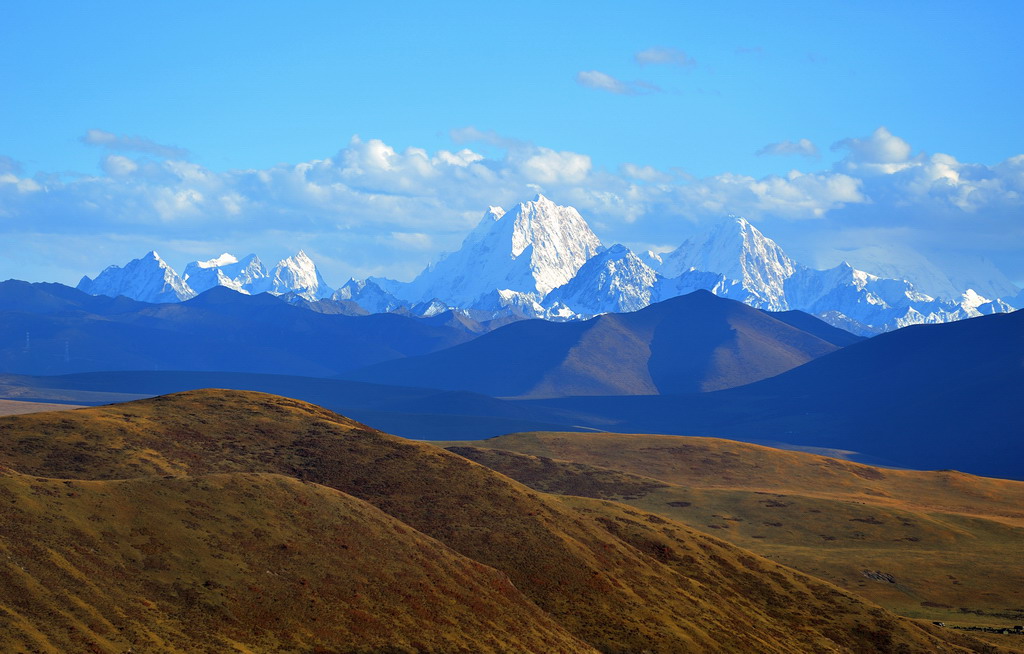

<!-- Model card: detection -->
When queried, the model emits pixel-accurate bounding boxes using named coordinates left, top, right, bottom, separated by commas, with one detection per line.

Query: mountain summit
left=657, top=216, right=796, bottom=312
left=398, top=194, right=603, bottom=307
left=77, top=251, right=196, bottom=303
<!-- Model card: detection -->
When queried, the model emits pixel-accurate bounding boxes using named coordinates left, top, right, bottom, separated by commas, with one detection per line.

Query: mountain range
left=346, top=290, right=851, bottom=397
left=0, top=288, right=1018, bottom=479
left=69, top=195, right=1021, bottom=335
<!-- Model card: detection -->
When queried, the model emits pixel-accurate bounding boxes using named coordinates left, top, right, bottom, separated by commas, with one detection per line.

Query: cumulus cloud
left=576, top=70, right=660, bottom=95
left=81, top=129, right=190, bottom=159
left=634, top=47, right=697, bottom=67
left=1, top=126, right=1022, bottom=287
left=756, top=138, right=819, bottom=158
left=832, top=126, right=912, bottom=172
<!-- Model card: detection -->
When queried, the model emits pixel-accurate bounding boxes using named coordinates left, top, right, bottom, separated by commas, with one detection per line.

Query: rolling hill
left=346, top=290, right=847, bottom=397
left=441, top=431, right=1024, bottom=632
left=0, top=390, right=998, bottom=653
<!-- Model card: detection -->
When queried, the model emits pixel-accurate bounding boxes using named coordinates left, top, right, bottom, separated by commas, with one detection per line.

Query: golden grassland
left=0, top=469, right=589, bottom=653
left=440, top=432, right=1024, bottom=632
left=0, top=391, right=1014, bottom=653
left=0, top=399, right=84, bottom=417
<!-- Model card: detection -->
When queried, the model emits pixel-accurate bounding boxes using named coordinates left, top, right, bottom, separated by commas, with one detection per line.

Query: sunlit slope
left=443, top=433, right=1024, bottom=629
left=0, top=390, right=994, bottom=653
left=451, top=432, right=1024, bottom=519
left=0, top=468, right=590, bottom=654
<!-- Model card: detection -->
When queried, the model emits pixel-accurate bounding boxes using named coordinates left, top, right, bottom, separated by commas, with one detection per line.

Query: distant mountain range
left=0, top=281, right=479, bottom=376
left=67, top=195, right=1021, bottom=335
left=2, top=280, right=1019, bottom=478
left=346, top=290, right=852, bottom=397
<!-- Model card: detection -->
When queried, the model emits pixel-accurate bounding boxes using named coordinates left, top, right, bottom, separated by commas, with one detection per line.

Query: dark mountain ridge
left=0, top=281, right=479, bottom=376
left=346, top=290, right=847, bottom=397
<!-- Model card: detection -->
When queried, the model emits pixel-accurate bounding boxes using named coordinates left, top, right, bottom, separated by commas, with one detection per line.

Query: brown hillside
left=443, top=433, right=1024, bottom=631
left=0, top=468, right=590, bottom=653
left=0, top=391, right=1002, bottom=653
left=454, top=432, right=1024, bottom=521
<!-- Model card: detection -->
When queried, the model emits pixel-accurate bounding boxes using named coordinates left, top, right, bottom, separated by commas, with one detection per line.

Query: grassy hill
left=442, top=432, right=1024, bottom=631
left=0, top=468, right=589, bottom=653
left=0, top=390, right=1001, bottom=653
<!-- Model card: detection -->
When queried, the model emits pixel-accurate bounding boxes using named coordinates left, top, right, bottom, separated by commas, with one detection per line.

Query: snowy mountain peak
left=658, top=215, right=796, bottom=311
left=544, top=243, right=658, bottom=316
left=399, top=196, right=603, bottom=306
left=265, top=251, right=333, bottom=301
left=78, top=251, right=196, bottom=303
left=183, top=252, right=268, bottom=295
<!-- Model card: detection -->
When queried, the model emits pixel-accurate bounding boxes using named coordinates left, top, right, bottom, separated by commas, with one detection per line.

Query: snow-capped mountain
left=70, top=197, right=1018, bottom=335
left=186, top=250, right=333, bottom=301
left=828, top=245, right=1021, bottom=302
left=77, top=251, right=196, bottom=303
left=656, top=217, right=796, bottom=312
left=393, top=194, right=603, bottom=307
left=538, top=214, right=1016, bottom=334
left=544, top=244, right=659, bottom=316
left=79, top=250, right=334, bottom=303
left=332, top=278, right=406, bottom=313
left=260, top=251, right=334, bottom=301
left=182, top=253, right=269, bottom=294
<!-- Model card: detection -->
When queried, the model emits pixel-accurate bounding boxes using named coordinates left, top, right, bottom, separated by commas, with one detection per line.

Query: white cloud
left=756, top=138, right=819, bottom=158
left=81, top=129, right=189, bottom=159
left=635, top=47, right=696, bottom=68
left=576, top=70, right=660, bottom=95
left=2, top=126, right=1022, bottom=287
left=102, top=154, right=139, bottom=177
left=514, top=148, right=592, bottom=185
left=832, top=126, right=912, bottom=172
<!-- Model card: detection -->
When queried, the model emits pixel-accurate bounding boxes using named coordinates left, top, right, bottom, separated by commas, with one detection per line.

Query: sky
left=1, top=0, right=1022, bottom=292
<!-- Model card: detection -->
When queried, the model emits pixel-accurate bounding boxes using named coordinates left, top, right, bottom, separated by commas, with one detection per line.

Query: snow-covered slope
left=544, top=244, right=659, bottom=316
left=657, top=217, right=796, bottom=311
left=259, top=251, right=334, bottom=301
left=332, top=278, right=406, bottom=313
left=824, top=245, right=1021, bottom=302
left=396, top=195, right=603, bottom=306
left=183, top=253, right=269, bottom=294
left=77, top=251, right=196, bottom=303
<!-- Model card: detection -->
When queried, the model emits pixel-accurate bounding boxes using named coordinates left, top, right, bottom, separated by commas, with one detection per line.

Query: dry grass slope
left=443, top=432, right=1024, bottom=634
left=0, top=391, right=1009, bottom=653
left=0, top=469, right=590, bottom=653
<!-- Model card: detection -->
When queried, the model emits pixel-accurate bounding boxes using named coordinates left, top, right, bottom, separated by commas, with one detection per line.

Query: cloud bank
left=1, top=127, right=1022, bottom=288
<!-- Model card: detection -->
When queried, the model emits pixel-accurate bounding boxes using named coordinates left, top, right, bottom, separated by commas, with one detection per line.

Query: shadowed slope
left=0, top=281, right=478, bottom=377
left=0, top=391, right=994, bottom=653
left=0, top=469, right=591, bottom=653
left=523, top=308, right=1024, bottom=478
left=347, top=291, right=842, bottom=397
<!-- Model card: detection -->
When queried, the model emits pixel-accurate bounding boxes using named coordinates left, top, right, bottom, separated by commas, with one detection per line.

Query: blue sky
left=2, top=1, right=1022, bottom=290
